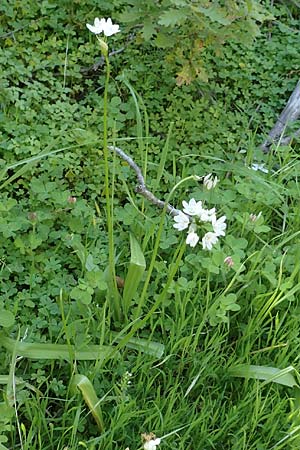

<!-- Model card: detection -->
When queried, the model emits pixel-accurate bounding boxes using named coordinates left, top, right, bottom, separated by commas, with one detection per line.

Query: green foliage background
left=1, top=1, right=300, bottom=449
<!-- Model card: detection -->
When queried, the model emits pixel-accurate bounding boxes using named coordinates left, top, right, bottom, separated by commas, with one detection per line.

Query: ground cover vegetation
left=1, top=1, right=300, bottom=449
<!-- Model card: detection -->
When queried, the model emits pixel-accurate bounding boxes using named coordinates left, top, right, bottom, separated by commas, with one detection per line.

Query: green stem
left=103, top=54, right=120, bottom=321
left=134, top=175, right=198, bottom=318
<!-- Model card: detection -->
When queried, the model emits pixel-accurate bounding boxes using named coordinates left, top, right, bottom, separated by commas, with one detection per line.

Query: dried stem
left=108, top=145, right=181, bottom=217
left=260, top=80, right=300, bottom=153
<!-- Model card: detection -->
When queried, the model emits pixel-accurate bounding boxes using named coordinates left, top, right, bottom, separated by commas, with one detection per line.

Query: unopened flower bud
left=67, top=196, right=77, bottom=204
left=28, top=212, right=37, bottom=222
left=249, top=212, right=262, bottom=222
left=203, top=173, right=219, bottom=190
left=224, top=256, right=234, bottom=268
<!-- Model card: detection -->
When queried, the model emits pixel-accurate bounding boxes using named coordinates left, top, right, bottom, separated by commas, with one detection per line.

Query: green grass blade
left=0, top=334, right=113, bottom=362
left=228, top=364, right=299, bottom=388
left=0, top=142, right=90, bottom=189
left=155, top=121, right=174, bottom=189
left=0, top=146, right=64, bottom=189
left=70, top=374, right=104, bottom=432
left=123, top=233, right=146, bottom=316
left=111, top=332, right=164, bottom=358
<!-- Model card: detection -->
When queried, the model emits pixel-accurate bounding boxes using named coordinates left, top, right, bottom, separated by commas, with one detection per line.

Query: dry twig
left=108, top=145, right=180, bottom=217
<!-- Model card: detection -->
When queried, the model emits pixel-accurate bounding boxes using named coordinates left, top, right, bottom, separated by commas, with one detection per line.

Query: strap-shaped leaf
left=0, top=333, right=112, bottom=362
left=70, top=374, right=104, bottom=432
left=228, top=364, right=299, bottom=388
left=123, top=233, right=146, bottom=315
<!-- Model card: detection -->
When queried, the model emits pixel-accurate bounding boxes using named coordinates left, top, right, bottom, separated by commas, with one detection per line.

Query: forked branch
left=108, top=145, right=180, bottom=217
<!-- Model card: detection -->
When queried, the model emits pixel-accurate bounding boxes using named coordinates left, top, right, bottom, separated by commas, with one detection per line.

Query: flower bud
left=67, top=196, right=77, bottom=204
left=28, top=212, right=37, bottom=222
left=224, top=256, right=234, bottom=268
left=249, top=211, right=262, bottom=222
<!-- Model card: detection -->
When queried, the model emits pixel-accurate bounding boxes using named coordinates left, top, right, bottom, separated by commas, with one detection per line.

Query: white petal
left=86, top=17, right=103, bottom=34
left=182, top=198, right=203, bottom=216
left=186, top=231, right=199, bottom=247
left=144, top=439, right=161, bottom=450
left=173, top=212, right=190, bottom=231
left=102, top=18, right=120, bottom=36
left=204, top=173, right=212, bottom=181
left=212, top=215, right=226, bottom=236
left=202, top=232, right=218, bottom=250
left=94, top=17, right=102, bottom=28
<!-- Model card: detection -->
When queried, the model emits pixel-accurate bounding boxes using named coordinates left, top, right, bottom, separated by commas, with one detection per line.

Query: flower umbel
left=86, top=17, right=120, bottom=36
left=173, top=197, right=226, bottom=250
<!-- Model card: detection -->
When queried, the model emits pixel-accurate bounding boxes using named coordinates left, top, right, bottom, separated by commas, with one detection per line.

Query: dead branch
left=108, top=145, right=181, bottom=217
left=260, top=79, right=300, bottom=153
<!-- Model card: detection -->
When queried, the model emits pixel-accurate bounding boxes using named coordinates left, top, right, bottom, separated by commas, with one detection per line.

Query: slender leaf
left=112, top=333, right=164, bottom=358
left=123, top=233, right=146, bottom=315
left=0, top=333, right=113, bottom=362
left=228, top=364, right=299, bottom=388
left=155, top=121, right=174, bottom=189
left=70, top=374, right=104, bottom=432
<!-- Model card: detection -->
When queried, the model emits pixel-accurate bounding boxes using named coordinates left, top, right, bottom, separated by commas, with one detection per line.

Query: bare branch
left=108, top=145, right=181, bottom=217
left=81, top=48, right=126, bottom=74
left=261, top=80, right=300, bottom=153
left=279, top=127, right=300, bottom=146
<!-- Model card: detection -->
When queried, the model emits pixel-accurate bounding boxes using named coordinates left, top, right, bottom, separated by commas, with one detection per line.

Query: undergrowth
left=1, top=1, right=300, bottom=449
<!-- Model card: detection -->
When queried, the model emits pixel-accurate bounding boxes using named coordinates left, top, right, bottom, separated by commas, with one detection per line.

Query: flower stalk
left=87, top=17, right=121, bottom=320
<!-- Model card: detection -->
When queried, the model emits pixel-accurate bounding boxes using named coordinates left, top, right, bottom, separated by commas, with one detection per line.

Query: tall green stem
left=103, top=54, right=120, bottom=321
left=134, top=175, right=198, bottom=318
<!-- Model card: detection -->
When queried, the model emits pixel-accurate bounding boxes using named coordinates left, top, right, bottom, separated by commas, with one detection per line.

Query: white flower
left=173, top=211, right=190, bottom=231
left=203, top=173, right=219, bottom=190
left=212, top=215, right=226, bottom=237
left=182, top=198, right=203, bottom=216
left=144, top=438, right=161, bottom=450
left=198, top=207, right=216, bottom=223
left=186, top=231, right=199, bottom=248
left=101, top=18, right=120, bottom=36
left=251, top=163, right=268, bottom=173
left=86, top=17, right=120, bottom=36
left=202, top=232, right=218, bottom=251
left=86, top=17, right=105, bottom=34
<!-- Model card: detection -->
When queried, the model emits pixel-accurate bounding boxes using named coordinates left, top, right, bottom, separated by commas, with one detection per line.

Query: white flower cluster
left=173, top=198, right=226, bottom=250
left=86, top=17, right=120, bottom=36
